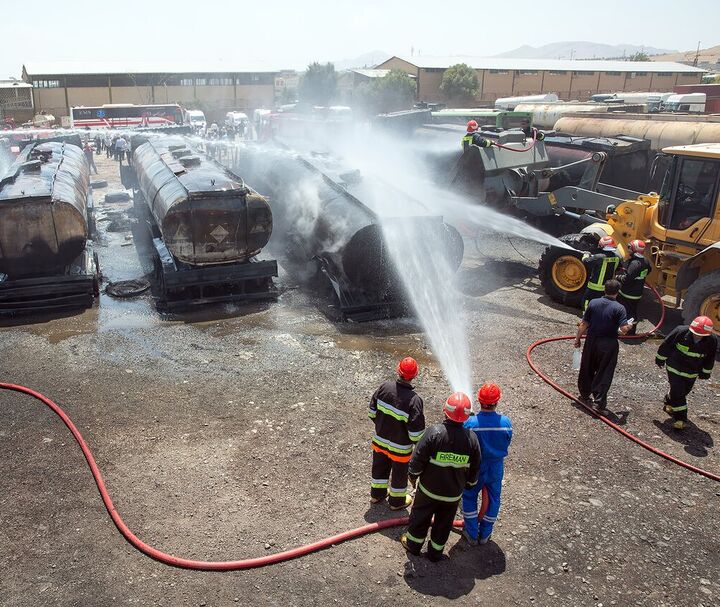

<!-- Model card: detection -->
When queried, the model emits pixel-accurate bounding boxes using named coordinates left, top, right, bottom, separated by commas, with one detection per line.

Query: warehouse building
left=376, top=56, right=706, bottom=104
left=22, top=62, right=281, bottom=122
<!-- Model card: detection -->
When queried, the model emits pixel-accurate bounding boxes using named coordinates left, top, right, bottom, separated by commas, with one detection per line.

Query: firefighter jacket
left=582, top=250, right=620, bottom=292
left=408, top=419, right=481, bottom=502
left=619, top=255, right=652, bottom=300
left=656, top=326, right=718, bottom=380
left=368, top=380, right=425, bottom=463
left=464, top=410, right=512, bottom=483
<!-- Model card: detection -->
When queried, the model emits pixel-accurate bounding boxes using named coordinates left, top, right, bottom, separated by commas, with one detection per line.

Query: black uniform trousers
left=578, top=335, right=619, bottom=407
left=405, top=489, right=460, bottom=560
left=582, top=288, right=605, bottom=311
left=664, top=372, right=695, bottom=422
left=371, top=450, right=409, bottom=508
left=617, top=295, right=640, bottom=334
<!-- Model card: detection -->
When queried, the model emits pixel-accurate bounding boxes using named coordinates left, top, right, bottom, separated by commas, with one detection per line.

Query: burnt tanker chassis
left=127, top=136, right=277, bottom=310
left=0, top=140, right=98, bottom=314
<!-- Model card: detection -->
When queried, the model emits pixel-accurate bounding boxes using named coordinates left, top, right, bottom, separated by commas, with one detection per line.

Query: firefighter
left=462, top=120, right=478, bottom=149
left=461, top=383, right=512, bottom=546
left=617, top=239, right=652, bottom=334
left=575, top=279, right=633, bottom=413
left=368, top=357, right=425, bottom=510
left=401, top=392, right=481, bottom=562
left=581, top=235, right=621, bottom=311
left=656, top=316, right=717, bottom=430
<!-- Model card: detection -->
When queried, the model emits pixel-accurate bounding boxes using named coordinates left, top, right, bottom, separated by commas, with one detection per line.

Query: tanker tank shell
left=132, top=137, right=273, bottom=266
left=0, top=141, right=89, bottom=278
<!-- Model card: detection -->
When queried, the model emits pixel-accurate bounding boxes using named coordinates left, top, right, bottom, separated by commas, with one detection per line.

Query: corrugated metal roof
left=384, top=56, right=707, bottom=73
left=23, top=62, right=281, bottom=76
left=350, top=68, right=416, bottom=79
left=0, top=79, right=32, bottom=89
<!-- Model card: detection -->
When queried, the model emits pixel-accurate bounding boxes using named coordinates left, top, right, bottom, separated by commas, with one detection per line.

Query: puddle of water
left=333, top=333, right=436, bottom=366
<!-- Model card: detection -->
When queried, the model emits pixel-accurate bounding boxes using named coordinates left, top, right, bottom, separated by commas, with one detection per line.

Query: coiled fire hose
left=526, top=285, right=720, bottom=483
left=0, top=382, right=488, bottom=570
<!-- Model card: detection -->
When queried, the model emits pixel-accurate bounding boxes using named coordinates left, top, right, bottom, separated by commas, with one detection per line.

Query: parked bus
left=70, top=104, right=187, bottom=128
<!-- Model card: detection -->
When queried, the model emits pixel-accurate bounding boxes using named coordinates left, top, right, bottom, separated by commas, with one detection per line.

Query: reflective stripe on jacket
left=583, top=251, right=620, bottom=291
left=369, top=380, right=425, bottom=462
left=656, top=326, right=717, bottom=380
left=619, top=255, right=651, bottom=300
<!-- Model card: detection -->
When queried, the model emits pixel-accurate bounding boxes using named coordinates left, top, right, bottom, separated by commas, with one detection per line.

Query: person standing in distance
left=368, top=357, right=425, bottom=510
left=575, top=279, right=633, bottom=413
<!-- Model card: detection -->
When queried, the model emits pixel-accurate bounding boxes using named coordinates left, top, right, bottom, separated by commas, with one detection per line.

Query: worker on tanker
left=368, top=357, right=425, bottom=510
left=656, top=316, right=717, bottom=430
left=575, top=279, right=632, bottom=414
left=617, top=239, right=652, bottom=335
left=461, top=383, right=512, bottom=546
left=581, top=235, right=621, bottom=311
left=401, top=392, right=480, bottom=562
left=462, top=120, right=478, bottom=150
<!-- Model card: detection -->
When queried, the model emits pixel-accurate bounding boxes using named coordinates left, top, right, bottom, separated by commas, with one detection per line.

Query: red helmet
left=628, top=239, right=646, bottom=254
left=443, top=392, right=472, bottom=423
left=689, top=315, right=714, bottom=337
left=599, top=235, right=616, bottom=249
left=466, top=120, right=478, bottom=133
left=477, top=383, right=502, bottom=406
left=397, top=357, right=418, bottom=381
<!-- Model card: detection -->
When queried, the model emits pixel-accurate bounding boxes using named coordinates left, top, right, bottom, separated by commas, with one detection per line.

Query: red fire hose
left=526, top=286, right=720, bottom=483
left=0, top=382, right=488, bottom=570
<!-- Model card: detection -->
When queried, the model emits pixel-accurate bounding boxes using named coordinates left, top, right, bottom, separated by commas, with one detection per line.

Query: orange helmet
left=443, top=392, right=472, bottom=423
left=477, top=383, right=502, bottom=406
left=466, top=120, right=478, bottom=133
left=397, top=357, right=418, bottom=381
left=599, top=235, right=616, bottom=250
left=628, top=239, right=646, bottom=255
left=689, top=315, right=714, bottom=337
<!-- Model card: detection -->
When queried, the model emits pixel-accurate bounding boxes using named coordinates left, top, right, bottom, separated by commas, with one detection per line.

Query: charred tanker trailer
left=126, top=136, right=277, bottom=310
left=0, top=140, right=98, bottom=314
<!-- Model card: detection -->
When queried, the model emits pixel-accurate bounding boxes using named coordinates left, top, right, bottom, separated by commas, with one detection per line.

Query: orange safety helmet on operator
left=477, top=383, right=502, bottom=407
left=443, top=391, right=472, bottom=422
left=397, top=356, right=419, bottom=381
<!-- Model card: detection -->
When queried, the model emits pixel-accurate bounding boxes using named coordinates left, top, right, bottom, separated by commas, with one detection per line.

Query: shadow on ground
left=652, top=418, right=715, bottom=457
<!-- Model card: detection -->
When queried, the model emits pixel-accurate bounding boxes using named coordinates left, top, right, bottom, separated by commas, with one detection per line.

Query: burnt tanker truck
left=0, top=139, right=98, bottom=314
left=124, top=136, right=277, bottom=310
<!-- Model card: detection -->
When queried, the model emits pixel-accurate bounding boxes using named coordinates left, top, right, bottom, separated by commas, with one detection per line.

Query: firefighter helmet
left=628, top=239, right=646, bottom=254
left=689, top=315, right=714, bottom=337
left=599, top=235, right=616, bottom=250
left=443, top=392, right=472, bottom=422
left=477, top=383, right=502, bottom=406
left=397, top=357, right=419, bottom=381
left=466, top=120, right=478, bottom=133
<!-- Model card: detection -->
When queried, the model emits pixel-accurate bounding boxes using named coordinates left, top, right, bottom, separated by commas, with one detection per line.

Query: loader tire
left=682, top=270, right=720, bottom=336
left=538, top=233, right=594, bottom=308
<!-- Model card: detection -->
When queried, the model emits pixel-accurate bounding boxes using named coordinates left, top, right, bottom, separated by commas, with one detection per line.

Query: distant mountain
left=494, top=41, right=675, bottom=60
left=328, top=50, right=391, bottom=71
left=651, top=44, right=720, bottom=65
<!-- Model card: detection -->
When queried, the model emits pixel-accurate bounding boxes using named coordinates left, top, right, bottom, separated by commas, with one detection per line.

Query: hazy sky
left=1, top=0, right=716, bottom=78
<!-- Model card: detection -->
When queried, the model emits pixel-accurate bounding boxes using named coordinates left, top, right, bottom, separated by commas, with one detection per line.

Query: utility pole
left=693, top=41, right=701, bottom=67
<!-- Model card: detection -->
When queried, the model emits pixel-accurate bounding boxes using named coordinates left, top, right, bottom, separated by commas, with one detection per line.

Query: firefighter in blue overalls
left=461, top=383, right=512, bottom=546
left=581, top=235, right=621, bottom=311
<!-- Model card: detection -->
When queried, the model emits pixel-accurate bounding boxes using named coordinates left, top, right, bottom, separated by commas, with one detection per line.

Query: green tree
left=439, top=63, right=479, bottom=104
left=299, top=62, right=338, bottom=106
left=628, top=51, right=650, bottom=61
left=374, top=70, right=417, bottom=112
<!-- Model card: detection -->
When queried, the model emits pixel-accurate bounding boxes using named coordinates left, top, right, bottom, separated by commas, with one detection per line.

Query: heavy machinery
left=538, top=143, right=720, bottom=332
left=0, top=139, right=99, bottom=314
left=123, top=135, right=277, bottom=310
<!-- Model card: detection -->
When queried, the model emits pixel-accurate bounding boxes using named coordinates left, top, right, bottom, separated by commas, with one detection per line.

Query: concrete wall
left=67, top=86, right=110, bottom=107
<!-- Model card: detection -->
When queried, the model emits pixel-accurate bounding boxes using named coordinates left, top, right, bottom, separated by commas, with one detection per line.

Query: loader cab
left=656, top=146, right=720, bottom=248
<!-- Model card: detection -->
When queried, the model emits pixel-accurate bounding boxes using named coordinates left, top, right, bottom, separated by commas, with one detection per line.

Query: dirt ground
left=1, top=151, right=718, bottom=607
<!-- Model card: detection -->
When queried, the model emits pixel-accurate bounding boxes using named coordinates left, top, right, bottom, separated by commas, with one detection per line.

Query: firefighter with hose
left=461, top=383, right=512, bottom=546
left=401, top=392, right=480, bottom=561
left=617, top=239, right=652, bottom=335
left=461, top=120, right=478, bottom=150
left=581, top=235, right=621, bottom=311
left=368, top=357, right=425, bottom=510
left=656, top=316, right=717, bottom=430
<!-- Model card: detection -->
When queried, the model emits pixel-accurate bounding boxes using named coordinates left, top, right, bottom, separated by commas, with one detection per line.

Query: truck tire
left=682, top=270, right=720, bottom=334
left=538, top=233, right=594, bottom=308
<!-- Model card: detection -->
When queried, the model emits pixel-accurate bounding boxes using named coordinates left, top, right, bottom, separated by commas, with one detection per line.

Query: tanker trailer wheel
left=682, top=270, right=720, bottom=335
left=538, top=234, right=593, bottom=308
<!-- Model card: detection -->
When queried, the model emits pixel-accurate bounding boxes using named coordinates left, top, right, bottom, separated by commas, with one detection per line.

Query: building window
left=489, top=70, right=509, bottom=75
left=235, top=73, right=274, bottom=85
left=180, top=78, right=194, bottom=86
left=549, top=70, right=567, bottom=75
left=195, top=78, right=207, bottom=86
left=658, top=72, right=673, bottom=77
left=631, top=72, right=648, bottom=77
left=207, top=77, right=234, bottom=86
left=604, top=71, right=621, bottom=76
left=33, top=79, right=61, bottom=88
left=422, top=68, right=444, bottom=73
left=573, top=71, right=595, bottom=76
left=517, top=70, right=538, bottom=76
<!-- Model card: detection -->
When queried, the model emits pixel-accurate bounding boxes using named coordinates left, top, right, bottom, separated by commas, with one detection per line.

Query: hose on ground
left=0, top=382, right=488, bottom=570
left=526, top=286, right=720, bottom=482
